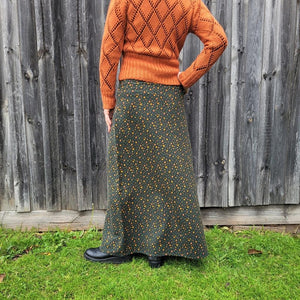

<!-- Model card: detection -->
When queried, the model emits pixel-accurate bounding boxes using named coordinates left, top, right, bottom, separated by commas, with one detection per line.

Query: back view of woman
left=85, top=0, right=228, bottom=268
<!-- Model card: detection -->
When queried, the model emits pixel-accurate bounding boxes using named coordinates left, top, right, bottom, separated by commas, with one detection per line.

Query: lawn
left=0, top=226, right=299, bottom=299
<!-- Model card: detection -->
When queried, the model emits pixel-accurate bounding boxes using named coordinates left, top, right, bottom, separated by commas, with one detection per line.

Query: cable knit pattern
left=100, top=0, right=228, bottom=109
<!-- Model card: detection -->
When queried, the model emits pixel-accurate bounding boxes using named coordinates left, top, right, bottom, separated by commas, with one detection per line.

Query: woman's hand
left=103, top=108, right=115, bottom=133
left=177, top=72, right=188, bottom=94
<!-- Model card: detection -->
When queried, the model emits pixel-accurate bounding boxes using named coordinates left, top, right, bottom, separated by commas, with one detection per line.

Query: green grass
left=0, top=226, right=299, bottom=300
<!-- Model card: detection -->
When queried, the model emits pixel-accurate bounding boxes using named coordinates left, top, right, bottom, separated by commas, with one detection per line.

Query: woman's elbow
left=210, top=25, right=228, bottom=54
left=211, top=33, right=228, bottom=54
left=218, top=28, right=228, bottom=52
left=223, top=33, right=228, bottom=49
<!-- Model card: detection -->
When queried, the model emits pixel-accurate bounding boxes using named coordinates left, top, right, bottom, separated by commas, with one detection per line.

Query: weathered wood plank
left=17, top=0, right=46, bottom=210
left=1, top=205, right=299, bottom=231
left=33, top=0, right=62, bottom=211
left=238, top=0, right=265, bottom=206
left=72, top=0, right=93, bottom=211
left=256, top=0, right=280, bottom=206
left=87, top=0, right=109, bottom=210
left=228, top=0, right=242, bottom=207
left=0, top=13, right=15, bottom=211
left=57, top=0, right=80, bottom=210
left=287, top=0, right=300, bottom=203
left=0, top=0, right=31, bottom=212
left=201, top=205, right=300, bottom=226
left=268, top=0, right=300, bottom=205
left=204, top=0, right=231, bottom=207
left=0, top=210, right=105, bottom=231
left=220, top=0, right=233, bottom=207
left=0, top=9, right=3, bottom=207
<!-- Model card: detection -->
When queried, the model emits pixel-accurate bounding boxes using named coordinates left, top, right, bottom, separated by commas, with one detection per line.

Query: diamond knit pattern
left=125, top=0, right=190, bottom=58
left=99, top=0, right=228, bottom=109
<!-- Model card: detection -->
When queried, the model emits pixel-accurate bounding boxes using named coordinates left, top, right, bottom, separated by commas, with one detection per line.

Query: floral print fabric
left=99, top=79, right=208, bottom=259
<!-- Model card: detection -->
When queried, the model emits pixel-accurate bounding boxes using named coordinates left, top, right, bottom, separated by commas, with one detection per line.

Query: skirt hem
left=99, top=247, right=209, bottom=260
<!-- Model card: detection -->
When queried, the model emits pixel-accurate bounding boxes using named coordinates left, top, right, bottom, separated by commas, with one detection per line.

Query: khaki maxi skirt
left=99, top=79, right=208, bottom=259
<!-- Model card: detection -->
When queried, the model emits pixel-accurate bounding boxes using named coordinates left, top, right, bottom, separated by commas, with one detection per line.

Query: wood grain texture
left=0, top=12, right=14, bottom=211
left=0, top=205, right=299, bottom=231
left=18, top=0, right=46, bottom=210
left=203, top=0, right=231, bottom=207
left=0, top=0, right=299, bottom=219
left=0, top=0, right=31, bottom=212
left=33, top=0, right=62, bottom=211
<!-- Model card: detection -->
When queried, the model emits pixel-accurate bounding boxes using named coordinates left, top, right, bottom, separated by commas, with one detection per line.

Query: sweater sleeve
left=178, top=0, right=228, bottom=88
left=99, top=0, right=127, bottom=109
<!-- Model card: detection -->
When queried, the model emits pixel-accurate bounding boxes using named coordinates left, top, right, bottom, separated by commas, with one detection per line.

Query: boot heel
left=148, top=256, right=164, bottom=268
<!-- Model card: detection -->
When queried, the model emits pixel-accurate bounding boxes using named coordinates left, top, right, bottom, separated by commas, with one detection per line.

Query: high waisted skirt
left=99, top=79, right=208, bottom=259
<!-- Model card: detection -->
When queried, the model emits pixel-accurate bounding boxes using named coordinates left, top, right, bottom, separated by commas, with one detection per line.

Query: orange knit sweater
left=100, top=0, right=228, bottom=109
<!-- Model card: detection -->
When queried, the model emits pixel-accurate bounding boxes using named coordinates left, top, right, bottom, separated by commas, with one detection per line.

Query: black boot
left=84, top=247, right=132, bottom=264
left=148, top=256, right=164, bottom=268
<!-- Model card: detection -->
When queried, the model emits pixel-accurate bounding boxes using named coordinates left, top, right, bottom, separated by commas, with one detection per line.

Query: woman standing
left=84, top=0, right=227, bottom=268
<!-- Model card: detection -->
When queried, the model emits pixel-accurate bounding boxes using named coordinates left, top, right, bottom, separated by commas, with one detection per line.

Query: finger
left=105, top=115, right=112, bottom=126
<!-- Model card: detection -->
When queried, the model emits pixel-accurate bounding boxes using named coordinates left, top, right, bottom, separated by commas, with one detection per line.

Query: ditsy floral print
left=99, top=80, right=208, bottom=259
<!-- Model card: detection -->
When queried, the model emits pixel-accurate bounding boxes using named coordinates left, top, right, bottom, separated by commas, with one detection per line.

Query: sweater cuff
left=101, top=95, right=116, bottom=110
left=178, top=70, right=197, bottom=89
left=177, top=72, right=187, bottom=87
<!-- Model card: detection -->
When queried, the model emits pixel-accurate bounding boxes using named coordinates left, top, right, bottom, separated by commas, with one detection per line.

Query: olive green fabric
left=100, top=79, right=208, bottom=259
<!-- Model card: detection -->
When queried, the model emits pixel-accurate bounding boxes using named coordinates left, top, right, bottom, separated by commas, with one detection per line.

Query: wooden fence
left=0, top=0, right=299, bottom=228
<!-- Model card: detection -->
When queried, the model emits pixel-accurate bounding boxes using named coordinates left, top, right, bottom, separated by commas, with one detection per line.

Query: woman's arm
left=178, top=0, right=228, bottom=88
left=99, top=0, right=127, bottom=110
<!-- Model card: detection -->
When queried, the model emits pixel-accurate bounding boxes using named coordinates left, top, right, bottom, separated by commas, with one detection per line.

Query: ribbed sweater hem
left=119, top=52, right=181, bottom=86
